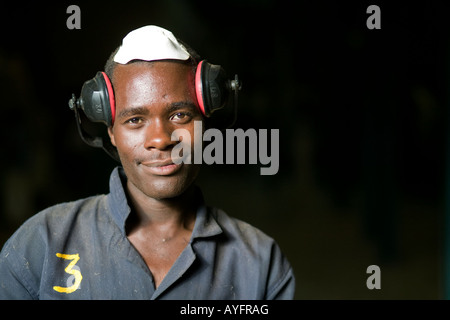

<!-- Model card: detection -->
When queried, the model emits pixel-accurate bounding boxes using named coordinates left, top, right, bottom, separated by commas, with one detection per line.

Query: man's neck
left=124, top=181, right=197, bottom=236
left=123, top=180, right=198, bottom=288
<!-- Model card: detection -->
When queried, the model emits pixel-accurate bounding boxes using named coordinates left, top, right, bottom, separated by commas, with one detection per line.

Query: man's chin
left=122, top=162, right=201, bottom=201
left=134, top=174, right=196, bottom=201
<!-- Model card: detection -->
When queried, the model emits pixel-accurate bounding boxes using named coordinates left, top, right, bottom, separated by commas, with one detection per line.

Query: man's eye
left=126, top=117, right=144, bottom=124
left=171, top=112, right=191, bottom=121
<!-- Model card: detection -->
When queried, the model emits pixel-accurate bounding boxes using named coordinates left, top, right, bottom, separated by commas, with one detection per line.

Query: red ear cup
left=195, top=60, right=207, bottom=116
left=101, top=72, right=116, bottom=125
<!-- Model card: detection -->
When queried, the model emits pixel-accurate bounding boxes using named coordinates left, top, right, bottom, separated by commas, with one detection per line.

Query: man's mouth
left=140, top=159, right=183, bottom=176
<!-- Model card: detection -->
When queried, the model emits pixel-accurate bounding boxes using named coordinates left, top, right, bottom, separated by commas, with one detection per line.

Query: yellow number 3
left=53, top=253, right=83, bottom=294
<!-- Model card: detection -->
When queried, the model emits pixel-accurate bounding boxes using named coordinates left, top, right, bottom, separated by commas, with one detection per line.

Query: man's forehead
left=113, top=61, right=195, bottom=108
left=114, top=61, right=192, bottom=87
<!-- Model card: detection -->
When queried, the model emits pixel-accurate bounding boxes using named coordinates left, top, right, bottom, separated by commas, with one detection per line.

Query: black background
left=0, top=1, right=447, bottom=299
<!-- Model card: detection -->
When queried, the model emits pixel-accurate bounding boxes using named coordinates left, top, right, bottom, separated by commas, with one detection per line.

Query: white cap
left=113, top=25, right=190, bottom=64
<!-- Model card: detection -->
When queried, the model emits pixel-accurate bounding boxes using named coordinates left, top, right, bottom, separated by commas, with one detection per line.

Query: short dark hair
left=104, top=38, right=202, bottom=84
left=104, top=46, right=120, bottom=82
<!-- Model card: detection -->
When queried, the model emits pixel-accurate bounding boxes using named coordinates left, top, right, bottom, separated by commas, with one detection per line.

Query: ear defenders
left=195, top=60, right=232, bottom=118
left=70, top=60, right=240, bottom=127
left=68, top=60, right=241, bottom=161
left=75, top=71, right=115, bottom=126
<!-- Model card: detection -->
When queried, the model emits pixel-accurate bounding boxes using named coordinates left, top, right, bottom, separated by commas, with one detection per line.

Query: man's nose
left=143, top=118, right=176, bottom=151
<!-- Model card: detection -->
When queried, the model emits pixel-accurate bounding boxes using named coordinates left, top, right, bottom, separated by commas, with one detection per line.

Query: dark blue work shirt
left=0, top=167, right=295, bottom=299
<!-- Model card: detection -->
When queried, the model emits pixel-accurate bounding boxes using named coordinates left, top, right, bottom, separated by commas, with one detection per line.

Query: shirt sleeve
left=266, top=265, right=296, bottom=300
left=0, top=211, right=48, bottom=300
left=265, top=242, right=296, bottom=300
left=0, top=239, right=37, bottom=300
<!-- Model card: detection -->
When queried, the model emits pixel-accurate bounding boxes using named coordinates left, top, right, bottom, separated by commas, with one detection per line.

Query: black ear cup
left=68, top=72, right=120, bottom=162
left=195, top=60, right=230, bottom=117
left=79, top=72, right=115, bottom=126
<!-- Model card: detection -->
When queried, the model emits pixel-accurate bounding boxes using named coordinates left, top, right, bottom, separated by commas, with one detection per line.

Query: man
left=0, top=25, right=295, bottom=299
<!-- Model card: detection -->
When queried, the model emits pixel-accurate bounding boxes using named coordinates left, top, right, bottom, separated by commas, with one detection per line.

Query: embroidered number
left=53, top=253, right=83, bottom=294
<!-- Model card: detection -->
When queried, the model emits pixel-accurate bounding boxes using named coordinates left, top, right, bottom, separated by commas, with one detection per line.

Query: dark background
left=0, top=1, right=447, bottom=299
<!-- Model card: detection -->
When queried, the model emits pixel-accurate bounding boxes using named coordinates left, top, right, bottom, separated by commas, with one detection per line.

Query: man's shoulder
left=27, top=195, right=105, bottom=226
left=208, top=207, right=296, bottom=299
left=2, top=195, right=107, bottom=250
left=211, top=207, right=277, bottom=250
left=0, top=195, right=109, bottom=299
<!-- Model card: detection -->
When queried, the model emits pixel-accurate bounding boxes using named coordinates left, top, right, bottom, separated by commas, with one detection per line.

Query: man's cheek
left=171, top=128, right=193, bottom=164
left=116, top=131, right=142, bottom=154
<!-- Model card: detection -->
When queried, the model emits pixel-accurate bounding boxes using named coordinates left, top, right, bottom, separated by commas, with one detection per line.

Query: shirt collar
left=107, top=167, right=131, bottom=236
left=107, top=166, right=223, bottom=239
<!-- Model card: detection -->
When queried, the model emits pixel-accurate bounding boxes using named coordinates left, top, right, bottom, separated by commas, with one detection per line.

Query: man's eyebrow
left=166, top=101, right=197, bottom=114
left=117, top=101, right=197, bottom=120
left=117, top=106, right=149, bottom=120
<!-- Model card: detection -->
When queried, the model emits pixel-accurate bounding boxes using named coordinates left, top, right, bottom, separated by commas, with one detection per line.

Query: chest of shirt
left=24, top=192, right=269, bottom=299
left=37, top=232, right=264, bottom=300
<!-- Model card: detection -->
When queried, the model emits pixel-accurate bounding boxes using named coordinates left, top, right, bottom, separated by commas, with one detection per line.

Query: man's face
left=108, top=61, right=202, bottom=200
